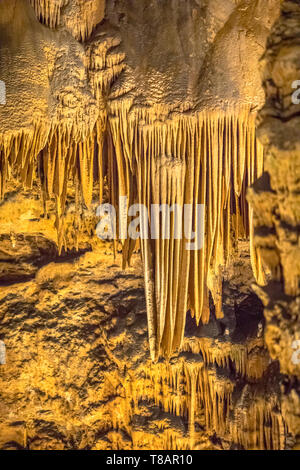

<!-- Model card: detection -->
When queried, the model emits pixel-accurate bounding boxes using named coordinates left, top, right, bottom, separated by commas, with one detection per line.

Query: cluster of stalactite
left=1, top=0, right=296, bottom=452
left=0, top=128, right=47, bottom=201
left=182, top=337, right=270, bottom=380
left=39, top=119, right=106, bottom=252
left=114, top=355, right=286, bottom=450
left=93, top=338, right=285, bottom=450
left=86, top=34, right=125, bottom=103
left=29, top=0, right=105, bottom=40
left=107, top=102, right=266, bottom=360
left=29, top=0, right=66, bottom=29
left=0, top=116, right=106, bottom=253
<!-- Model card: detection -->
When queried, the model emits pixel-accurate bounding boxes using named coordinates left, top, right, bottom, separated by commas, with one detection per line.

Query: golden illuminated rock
left=0, top=0, right=299, bottom=451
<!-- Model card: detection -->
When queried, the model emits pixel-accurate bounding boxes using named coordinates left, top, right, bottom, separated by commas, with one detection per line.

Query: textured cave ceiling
left=0, top=0, right=299, bottom=451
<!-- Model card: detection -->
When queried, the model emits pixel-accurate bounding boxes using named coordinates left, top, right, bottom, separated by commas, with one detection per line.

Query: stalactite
left=230, top=395, right=286, bottom=450
left=29, top=0, right=66, bottom=29
left=182, top=337, right=270, bottom=380
left=29, top=0, right=105, bottom=41
left=0, top=103, right=267, bottom=369
left=0, top=116, right=106, bottom=254
left=87, top=36, right=125, bottom=104
left=0, top=125, right=49, bottom=199
left=129, top=357, right=285, bottom=450
left=108, top=101, right=266, bottom=360
left=139, top=358, right=234, bottom=443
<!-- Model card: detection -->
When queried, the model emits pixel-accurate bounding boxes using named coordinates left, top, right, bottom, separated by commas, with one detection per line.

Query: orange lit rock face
left=0, top=0, right=299, bottom=450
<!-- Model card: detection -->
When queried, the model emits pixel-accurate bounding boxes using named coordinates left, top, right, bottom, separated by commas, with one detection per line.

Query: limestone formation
left=0, top=0, right=299, bottom=450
